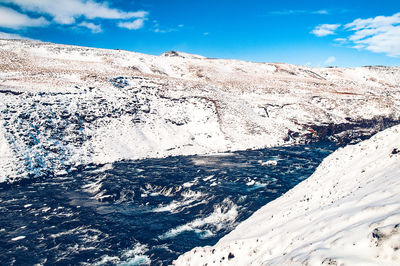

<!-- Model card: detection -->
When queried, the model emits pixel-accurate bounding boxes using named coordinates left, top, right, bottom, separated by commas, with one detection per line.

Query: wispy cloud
left=324, top=56, right=336, bottom=65
left=0, top=6, right=49, bottom=29
left=313, top=10, right=329, bottom=15
left=1, top=0, right=147, bottom=24
left=311, top=24, right=340, bottom=36
left=269, top=9, right=329, bottom=15
left=0, top=0, right=149, bottom=35
left=118, top=18, right=145, bottom=30
left=151, top=20, right=182, bottom=33
left=344, top=12, right=400, bottom=57
left=0, top=31, right=30, bottom=40
left=313, top=12, right=400, bottom=57
left=334, top=37, right=347, bottom=44
left=78, top=21, right=102, bottom=33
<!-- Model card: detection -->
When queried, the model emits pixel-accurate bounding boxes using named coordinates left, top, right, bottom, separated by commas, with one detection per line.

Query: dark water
left=0, top=142, right=337, bottom=265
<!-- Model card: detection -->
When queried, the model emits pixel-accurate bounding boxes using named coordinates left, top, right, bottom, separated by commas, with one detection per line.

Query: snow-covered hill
left=175, top=124, right=400, bottom=266
left=0, top=39, right=400, bottom=182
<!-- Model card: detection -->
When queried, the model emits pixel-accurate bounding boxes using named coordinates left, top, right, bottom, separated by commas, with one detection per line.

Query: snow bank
left=175, top=124, right=400, bottom=265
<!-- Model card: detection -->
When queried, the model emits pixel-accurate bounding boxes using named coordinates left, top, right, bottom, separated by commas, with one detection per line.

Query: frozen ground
left=175, top=124, right=400, bottom=265
left=0, top=39, right=399, bottom=182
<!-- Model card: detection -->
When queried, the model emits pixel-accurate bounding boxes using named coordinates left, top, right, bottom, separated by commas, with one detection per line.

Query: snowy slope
left=0, top=120, right=19, bottom=182
left=175, top=124, right=400, bottom=265
left=0, top=39, right=400, bottom=182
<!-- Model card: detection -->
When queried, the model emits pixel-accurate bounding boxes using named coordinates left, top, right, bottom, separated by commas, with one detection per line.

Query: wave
left=158, top=199, right=238, bottom=239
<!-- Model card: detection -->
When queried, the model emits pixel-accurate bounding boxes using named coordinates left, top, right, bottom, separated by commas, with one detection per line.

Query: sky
left=0, top=0, right=399, bottom=67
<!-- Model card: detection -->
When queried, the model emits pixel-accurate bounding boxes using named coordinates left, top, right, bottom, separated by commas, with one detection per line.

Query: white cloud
left=1, top=0, right=148, bottom=24
left=312, top=12, right=400, bottom=57
left=0, top=6, right=49, bottom=29
left=151, top=20, right=181, bottom=33
left=345, top=13, right=400, bottom=31
left=78, top=21, right=102, bottom=33
left=334, top=37, right=347, bottom=43
left=0, top=31, right=29, bottom=39
left=311, top=24, right=340, bottom=37
left=153, top=27, right=178, bottom=33
left=118, top=18, right=145, bottom=30
left=269, top=9, right=329, bottom=15
left=324, top=56, right=336, bottom=65
left=344, top=12, right=400, bottom=57
left=313, top=10, right=329, bottom=15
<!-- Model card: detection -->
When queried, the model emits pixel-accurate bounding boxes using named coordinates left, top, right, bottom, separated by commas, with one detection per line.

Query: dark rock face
left=109, top=77, right=130, bottom=88
left=0, top=89, right=23, bottom=96
left=306, top=117, right=400, bottom=144
left=283, top=116, right=400, bottom=145
left=162, top=51, right=180, bottom=57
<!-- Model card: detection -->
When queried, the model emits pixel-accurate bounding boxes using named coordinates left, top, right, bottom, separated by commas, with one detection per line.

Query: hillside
left=0, top=39, right=400, bottom=182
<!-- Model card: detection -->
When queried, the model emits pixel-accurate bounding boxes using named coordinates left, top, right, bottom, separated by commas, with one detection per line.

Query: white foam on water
left=89, top=163, right=113, bottom=174
left=247, top=182, right=268, bottom=191
left=158, top=199, right=238, bottom=239
left=11, top=236, right=25, bottom=241
left=198, top=152, right=236, bottom=157
left=95, top=243, right=151, bottom=266
left=182, top=181, right=194, bottom=188
left=144, top=183, right=182, bottom=197
left=81, top=174, right=109, bottom=201
left=118, top=256, right=150, bottom=266
left=259, top=159, right=278, bottom=166
left=202, top=175, right=214, bottom=181
left=246, top=179, right=255, bottom=186
left=152, top=190, right=205, bottom=213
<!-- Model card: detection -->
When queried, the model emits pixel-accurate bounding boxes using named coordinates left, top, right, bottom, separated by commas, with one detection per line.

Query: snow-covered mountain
left=1, top=39, right=400, bottom=182
left=175, top=124, right=400, bottom=266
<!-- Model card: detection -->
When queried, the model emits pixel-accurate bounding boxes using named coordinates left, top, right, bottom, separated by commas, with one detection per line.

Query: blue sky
left=0, top=0, right=399, bottom=67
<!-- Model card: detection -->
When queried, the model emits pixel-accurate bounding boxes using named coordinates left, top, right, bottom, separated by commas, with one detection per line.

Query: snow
left=175, top=124, right=400, bottom=265
left=0, top=110, right=20, bottom=182
left=0, top=39, right=399, bottom=182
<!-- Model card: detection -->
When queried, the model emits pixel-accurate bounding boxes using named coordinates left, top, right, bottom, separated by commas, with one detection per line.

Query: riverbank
left=175, top=124, right=400, bottom=265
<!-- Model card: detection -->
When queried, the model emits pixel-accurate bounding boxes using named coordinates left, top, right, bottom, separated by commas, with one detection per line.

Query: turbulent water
left=0, top=142, right=337, bottom=265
